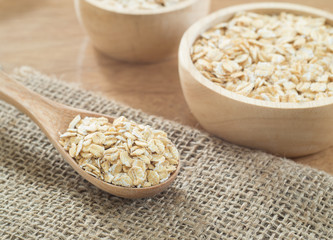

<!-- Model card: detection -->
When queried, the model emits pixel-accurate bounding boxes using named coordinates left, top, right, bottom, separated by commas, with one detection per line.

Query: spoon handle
left=0, top=71, right=62, bottom=137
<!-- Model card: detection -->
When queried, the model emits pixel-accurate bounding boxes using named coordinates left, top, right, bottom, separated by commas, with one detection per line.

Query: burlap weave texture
left=0, top=67, right=332, bottom=240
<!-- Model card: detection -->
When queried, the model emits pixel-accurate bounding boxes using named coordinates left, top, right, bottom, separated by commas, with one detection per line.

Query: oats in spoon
left=59, top=115, right=179, bottom=188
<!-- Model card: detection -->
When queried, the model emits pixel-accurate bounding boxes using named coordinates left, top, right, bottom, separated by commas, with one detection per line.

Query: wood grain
left=0, top=0, right=332, bottom=174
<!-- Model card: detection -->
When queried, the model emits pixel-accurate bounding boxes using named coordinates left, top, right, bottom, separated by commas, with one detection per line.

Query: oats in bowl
left=191, top=12, right=333, bottom=102
left=90, top=0, right=186, bottom=10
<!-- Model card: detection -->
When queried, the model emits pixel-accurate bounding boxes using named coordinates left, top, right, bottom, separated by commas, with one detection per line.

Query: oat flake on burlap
left=0, top=67, right=332, bottom=239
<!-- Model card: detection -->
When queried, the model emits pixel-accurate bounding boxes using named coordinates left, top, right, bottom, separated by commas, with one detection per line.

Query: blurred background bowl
left=179, top=2, right=333, bottom=157
left=75, top=0, right=210, bottom=63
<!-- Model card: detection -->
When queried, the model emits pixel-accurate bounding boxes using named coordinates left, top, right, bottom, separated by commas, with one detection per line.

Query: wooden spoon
left=0, top=71, right=180, bottom=199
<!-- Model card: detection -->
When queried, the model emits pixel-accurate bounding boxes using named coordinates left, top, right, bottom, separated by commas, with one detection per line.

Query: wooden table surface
left=1, top=0, right=332, bottom=174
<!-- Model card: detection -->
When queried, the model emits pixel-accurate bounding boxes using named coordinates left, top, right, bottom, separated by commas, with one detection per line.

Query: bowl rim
left=179, top=2, right=333, bottom=110
left=83, top=0, right=202, bottom=15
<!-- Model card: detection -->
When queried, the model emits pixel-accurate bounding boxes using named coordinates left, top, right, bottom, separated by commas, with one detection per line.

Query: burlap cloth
left=0, top=67, right=332, bottom=240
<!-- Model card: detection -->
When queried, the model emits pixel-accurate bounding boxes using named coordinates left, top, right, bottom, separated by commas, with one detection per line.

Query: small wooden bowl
left=179, top=2, right=333, bottom=157
left=75, top=0, right=210, bottom=63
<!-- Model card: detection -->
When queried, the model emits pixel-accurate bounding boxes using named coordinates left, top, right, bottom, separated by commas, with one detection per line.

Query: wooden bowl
left=179, top=2, right=333, bottom=158
left=75, top=0, right=210, bottom=63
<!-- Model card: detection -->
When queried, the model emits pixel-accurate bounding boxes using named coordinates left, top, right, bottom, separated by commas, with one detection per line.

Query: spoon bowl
left=0, top=71, right=180, bottom=198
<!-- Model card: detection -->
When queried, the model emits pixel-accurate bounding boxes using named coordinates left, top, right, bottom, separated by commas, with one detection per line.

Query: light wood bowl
left=179, top=2, right=333, bottom=158
left=75, top=0, right=210, bottom=63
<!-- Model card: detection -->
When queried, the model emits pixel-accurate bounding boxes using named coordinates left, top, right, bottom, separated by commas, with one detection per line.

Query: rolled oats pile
left=90, top=0, right=185, bottom=10
left=59, top=115, right=179, bottom=188
left=191, top=12, right=333, bottom=102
